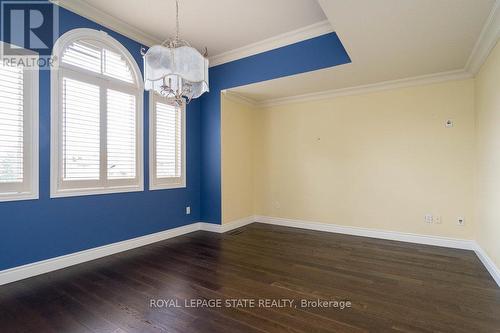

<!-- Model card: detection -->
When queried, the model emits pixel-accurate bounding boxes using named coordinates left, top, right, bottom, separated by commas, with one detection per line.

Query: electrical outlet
left=434, top=216, right=442, bottom=224
left=424, top=214, right=433, bottom=224
left=186, top=206, right=191, bottom=215
left=457, top=217, right=465, bottom=226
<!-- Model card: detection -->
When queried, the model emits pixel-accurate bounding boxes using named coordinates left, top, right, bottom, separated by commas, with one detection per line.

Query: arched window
left=51, top=29, right=143, bottom=197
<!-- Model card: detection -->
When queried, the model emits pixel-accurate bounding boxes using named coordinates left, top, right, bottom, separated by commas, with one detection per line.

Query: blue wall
left=0, top=4, right=201, bottom=271
left=200, top=34, right=351, bottom=223
left=0, top=1, right=350, bottom=271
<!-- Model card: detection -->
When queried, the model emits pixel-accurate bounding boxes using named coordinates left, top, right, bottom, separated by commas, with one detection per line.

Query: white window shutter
left=103, top=49, right=134, bottom=84
left=107, top=89, right=136, bottom=180
left=0, top=63, right=24, bottom=184
left=156, top=102, right=182, bottom=179
left=62, top=77, right=100, bottom=181
left=52, top=30, right=143, bottom=198
left=61, top=41, right=102, bottom=74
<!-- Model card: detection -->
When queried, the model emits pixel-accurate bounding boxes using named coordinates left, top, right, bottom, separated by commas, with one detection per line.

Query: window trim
left=0, top=41, right=39, bottom=202
left=50, top=29, right=144, bottom=198
left=149, top=92, right=186, bottom=190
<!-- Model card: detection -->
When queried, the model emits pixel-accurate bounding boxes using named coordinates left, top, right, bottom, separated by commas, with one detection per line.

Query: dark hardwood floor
left=1, top=223, right=499, bottom=333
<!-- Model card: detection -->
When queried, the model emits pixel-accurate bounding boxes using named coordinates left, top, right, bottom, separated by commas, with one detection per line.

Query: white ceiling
left=58, top=0, right=498, bottom=101
left=231, top=0, right=497, bottom=102
left=65, top=0, right=327, bottom=59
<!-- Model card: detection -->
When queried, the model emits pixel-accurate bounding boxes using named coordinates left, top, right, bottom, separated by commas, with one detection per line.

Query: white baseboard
left=2, top=216, right=498, bottom=288
left=255, top=215, right=500, bottom=287
left=199, top=215, right=256, bottom=233
left=473, top=243, right=500, bottom=287
left=0, top=217, right=257, bottom=286
left=0, top=222, right=201, bottom=286
left=255, top=216, right=475, bottom=250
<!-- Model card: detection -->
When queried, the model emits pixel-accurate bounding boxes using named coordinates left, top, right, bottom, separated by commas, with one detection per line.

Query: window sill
left=149, top=182, right=186, bottom=191
left=0, top=191, right=39, bottom=203
left=50, top=185, right=144, bottom=199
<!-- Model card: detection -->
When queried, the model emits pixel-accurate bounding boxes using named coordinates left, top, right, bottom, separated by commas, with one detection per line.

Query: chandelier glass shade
left=142, top=0, right=209, bottom=104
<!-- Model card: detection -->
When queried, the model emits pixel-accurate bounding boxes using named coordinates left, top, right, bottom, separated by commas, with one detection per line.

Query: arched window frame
left=50, top=28, right=144, bottom=198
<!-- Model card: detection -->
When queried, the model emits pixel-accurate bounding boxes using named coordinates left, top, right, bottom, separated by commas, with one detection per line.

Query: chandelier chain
left=175, top=0, right=180, bottom=41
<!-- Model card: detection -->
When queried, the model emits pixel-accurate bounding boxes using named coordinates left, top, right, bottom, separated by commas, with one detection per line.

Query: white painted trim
left=254, top=216, right=499, bottom=287
left=199, top=216, right=256, bottom=233
left=255, top=216, right=475, bottom=250
left=0, top=218, right=254, bottom=286
left=50, top=185, right=144, bottom=198
left=51, top=28, right=144, bottom=89
left=50, top=28, right=144, bottom=198
left=53, top=0, right=497, bottom=74
left=209, top=20, right=333, bottom=67
left=256, top=69, right=473, bottom=108
left=50, top=0, right=160, bottom=47
left=465, top=0, right=500, bottom=75
left=148, top=93, right=187, bottom=191
left=2, top=218, right=498, bottom=288
left=0, top=222, right=200, bottom=286
left=473, top=243, right=500, bottom=287
left=221, top=90, right=257, bottom=107
left=52, top=0, right=332, bottom=67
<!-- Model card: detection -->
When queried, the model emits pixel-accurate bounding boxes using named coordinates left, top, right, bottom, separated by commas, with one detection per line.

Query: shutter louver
left=61, top=41, right=101, bottom=74
left=103, top=49, right=134, bottom=83
left=61, top=41, right=134, bottom=84
left=156, top=102, right=181, bottom=179
left=62, top=77, right=100, bottom=180
left=0, top=63, right=24, bottom=183
left=107, top=89, right=136, bottom=179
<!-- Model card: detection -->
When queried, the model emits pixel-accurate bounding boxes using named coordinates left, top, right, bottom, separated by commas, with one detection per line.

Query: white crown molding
left=52, top=0, right=333, bottom=67
left=256, top=69, right=473, bottom=108
left=465, top=0, right=500, bottom=75
left=221, top=90, right=258, bottom=107
left=51, top=0, right=161, bottom=46
left=209, top=20, right=333, bottom=67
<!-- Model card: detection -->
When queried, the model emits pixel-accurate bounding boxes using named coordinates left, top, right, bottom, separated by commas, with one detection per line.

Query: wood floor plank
left=1, top=223, right=499, bottom=332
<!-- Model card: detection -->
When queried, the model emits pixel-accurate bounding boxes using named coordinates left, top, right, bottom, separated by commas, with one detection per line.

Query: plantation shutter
left=107, top=89, right=136, bottom=179
left=62, top=77, right=100, bottom=181
left=103, top=49, right=134, bottom=83
left=0, top=63, right=24, bottom=184
left=61, top=41, right=134, bottom=84
left=61, top=41, right=101, bottom=74
left=53, top=32, right=143, bottom=197
left=156, top=102, right=182, bottom=179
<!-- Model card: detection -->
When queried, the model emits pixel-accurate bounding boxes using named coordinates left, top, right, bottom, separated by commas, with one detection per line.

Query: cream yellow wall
left=475, top=41, right=500, bottom=268
left=221, top=93, right=255, bottom=223
left=253, top=80, right=476, bottom=239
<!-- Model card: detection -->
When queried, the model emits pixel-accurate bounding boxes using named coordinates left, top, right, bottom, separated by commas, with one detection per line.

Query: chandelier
left=142, top=0, right=209, bottom=105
